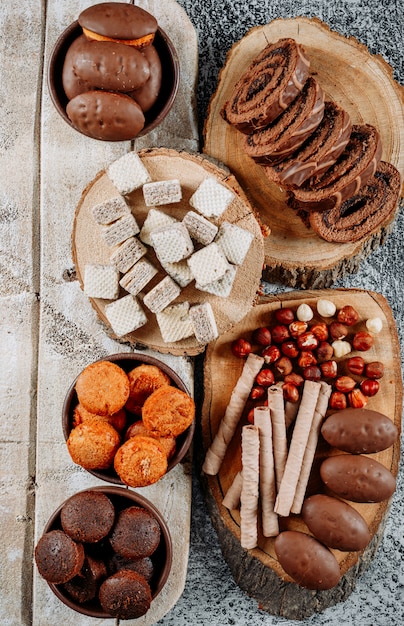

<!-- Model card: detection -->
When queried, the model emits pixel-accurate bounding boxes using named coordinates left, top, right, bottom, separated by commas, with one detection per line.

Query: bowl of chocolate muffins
left=62, top=352, right=195, bottom=487
left=48, top=2, right=180, bottom=141
left=35, top=486, right=172, bottom=619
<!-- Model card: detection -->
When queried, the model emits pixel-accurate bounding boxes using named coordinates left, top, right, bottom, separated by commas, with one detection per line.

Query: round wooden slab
left=72, top=147, right=264, bottom=356
left=204, top=17, right=404, bottom=288
left=199, top=289, right=402, bottom=619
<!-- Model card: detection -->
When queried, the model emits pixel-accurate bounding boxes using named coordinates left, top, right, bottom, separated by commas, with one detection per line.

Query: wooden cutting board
left=199, top=289, right=402, bottom=619
left=204, top=17, right=404, bottom=289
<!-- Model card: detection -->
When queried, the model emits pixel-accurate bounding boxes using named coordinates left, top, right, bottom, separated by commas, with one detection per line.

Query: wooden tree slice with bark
left=204, top=17, right=404, bottom=288
left=199, top=289, right=402, bottom=619
left=72, top=147, right=264, bottom=356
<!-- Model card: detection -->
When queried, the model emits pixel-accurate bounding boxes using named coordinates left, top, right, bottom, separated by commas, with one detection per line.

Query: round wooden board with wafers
left=199, top=288, right=402, bottom=619
left=72, top=147, right=265, bottom=356
left=204, top=17, right=404, bottom=288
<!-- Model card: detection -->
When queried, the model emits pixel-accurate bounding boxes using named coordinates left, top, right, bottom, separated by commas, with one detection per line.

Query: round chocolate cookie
left=35, top=530, right=85, bottom=584
left=99, top=569, right=152, bottom=619
left=109, top=506, right=161, bottom=559
left=78, top=2, right=158, bottom=43
left=63, top=554, right=107, bottom=604
left=60, top=490, right=115, bottom=543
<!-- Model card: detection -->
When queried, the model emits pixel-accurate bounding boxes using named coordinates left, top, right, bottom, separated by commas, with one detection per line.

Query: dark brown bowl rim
left=43, top=485, right=173, bottom=618
left=62, top=352, right=195, bottom=484
left=47, top=20, right=180, bottom=141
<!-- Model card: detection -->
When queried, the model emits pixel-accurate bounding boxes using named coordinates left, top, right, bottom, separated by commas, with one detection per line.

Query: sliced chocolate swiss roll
left=308, top=161, right=401, bottom=243
left=263, top=102, right=352, bottom=188
left=221, top=38, right=310, bottom=133
left=288, top=124, right=383, bottom=211
left=242, top=77, right=325, bottom=164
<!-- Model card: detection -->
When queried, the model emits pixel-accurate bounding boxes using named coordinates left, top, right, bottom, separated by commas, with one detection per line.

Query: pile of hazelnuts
left=231, top=298, right=384, bottom=413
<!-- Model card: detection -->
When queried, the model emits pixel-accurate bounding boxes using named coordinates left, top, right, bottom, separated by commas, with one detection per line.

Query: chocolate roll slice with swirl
left=221, top=38, right=310, bottom=133
left=308, top=161, right=401, bottom=242
left=242, top=77, right=325, bottom=164
left=288, top=124, right=383, bottom=212
left=263, top=102, right=352, bottom=188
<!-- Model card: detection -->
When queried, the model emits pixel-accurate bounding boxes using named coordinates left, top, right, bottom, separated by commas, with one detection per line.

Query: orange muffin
left=142, top=386, right=195, bottom=437
left=75, top=360, right=130, bottom=416
left=73, top=403, right=127, bottom=433
left=125, top=420, right=176, bottom=460
left=67, top=418, right=121, bottom=470
left=125, top=364, right=171, bottom=416
left=114, top=435, right=168, bottom=487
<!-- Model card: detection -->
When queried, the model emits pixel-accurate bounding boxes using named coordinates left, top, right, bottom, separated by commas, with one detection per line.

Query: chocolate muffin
left=34, top=530, right=85, bottom=584
left=99, top=569, right=152, bottom=619
left=108, top=553, right=154, bottom=582
left=63, top=554, right=107, bottom=603
left=109, top=506, right=161, bottom=559
left=61, top=490, right=115, bottom=543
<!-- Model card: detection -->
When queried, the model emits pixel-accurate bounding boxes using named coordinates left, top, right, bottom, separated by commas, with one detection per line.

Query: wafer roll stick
left=291, top=381, right=332, bottom=514
left=222, top=471, right=243, bottom=510
left=202, top=353, right=264, bottom=475
left=274, top=380, right=321, bottom=517
left=240, top=424, right=260, bottom=549
left=285, top=399, right=299, bottom=429
left=267, top=383, right=288, bottom=491
left=254, top=406, right=279, bottom=537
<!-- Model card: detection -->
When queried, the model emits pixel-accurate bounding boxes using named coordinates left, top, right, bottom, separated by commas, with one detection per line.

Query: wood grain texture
left=204, top=17, right=404, bottom=289
left=200, top=289, right=402, bottom=619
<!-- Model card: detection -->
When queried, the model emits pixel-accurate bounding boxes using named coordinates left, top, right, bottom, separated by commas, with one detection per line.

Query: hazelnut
left=365, top=361, right=384, bottom=379
left=231, top=338, right=252, bottom=358
left=366, top=317, right=383, bottom=334
left=275, top=356, right=293, bottom=376
left=250, top=385, right=266, bottom=400
left=317, top=298, right=336, bottom=317
left=297, top=331, right=319, bottom=351
left=310, top=322, right=329, bottom=341
left=281, top=340, right=299, bottom=358
left=274, top=308, right=295, bottom=324
left=360, top=379, right=380, bottom=397
left=282, top=382, right=299, bottom=403
left=337, top=305, right=359, bottom=326
left=252, top=327, right=272, bottom=347
left=348, top=388, right=368, bottom=408
left=262, top=344, right=281, bottom=364
left=316, top=341, right=334, bottom=362
left=346, top=356, right=365, bottom=376
left=335, top=376, right=356, bottom=393
left=284, top=372, right=304, bottom=387
left=329, top=321, right=348, bottom=340
left=256, top=369, right=275, bottom=388
left=296, top=303, right=314, bottom=322
left=320, top=360, right=338, bottom=378
left=298, top=351, right=317, bottom=368
left=329, top=391, right=347, bottom=410
left=331, top=340, right=352, bottom=358
left=289, top=320, right=308, bottom=338
left=352, top=331, right=374, bottom=351
left=271, top=325, right=290, bottom=344
left=302, top=365, right=321, bottom=381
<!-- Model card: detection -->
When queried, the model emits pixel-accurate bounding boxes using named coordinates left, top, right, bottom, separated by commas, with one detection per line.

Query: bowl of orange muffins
left=62, top=353, right=195, bottom=486
left=34, top=486, right=172, bottom=619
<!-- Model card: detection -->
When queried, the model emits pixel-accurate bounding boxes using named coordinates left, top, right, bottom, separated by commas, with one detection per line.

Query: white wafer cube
left=105, top=295, right=147, bottom=337
left=143, top=179, right=182, bottom=206
left=187, top=242, right=230, bottom=287
left=110, top=237, right=147, bottom=273
left=189, top=302, right=218, bottom=344
left=161, top=259, right=194, bottom=288
left=143, top=276, right=181, bottom=313
left=83, top=264, right=119, bottom=300
left=196, top=265, right=237, bottom=298
left=215, top=221, right=254, bottom=265
left=107, top=152, right=151, bottom=195
left=92, top=196, right=130, bottom=225
left=189, top=177, right=235, bottom=219
left=139, top=208, right=178, bottom=245
left=156, top=302, right=194, bottom=343
left=151, top=223, right=194, bottom=264
left=182, top=211, right=218, bottom=245
left=101, top=214, right=140, bottom=247
left=120, top=258, right=157, bottom=296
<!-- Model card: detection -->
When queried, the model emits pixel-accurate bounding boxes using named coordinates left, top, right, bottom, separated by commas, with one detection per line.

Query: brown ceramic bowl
left=62, top=352, right=195, bottom=484
left=40, top=486, right=172, bottom=618
left=47, top=20, right=180, bottom=140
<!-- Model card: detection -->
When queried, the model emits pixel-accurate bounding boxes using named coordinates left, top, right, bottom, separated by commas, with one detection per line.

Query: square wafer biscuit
left=161, top=259, right=194, bottom=287
left=189, top=302, right=218, bottom=344
left=182, top=210, right=218, bottom=245
left=84, top=264, right=120, bottom=300
left=110, top=237, right=147, bottom=273
left=150, top=223, right=194, bottom=264
left=92, top=196, right=130, bottom=225
left=107, top=152, right=151, bottom=195
left=105, top=295, right=147, bottom=337
left=196, top=264, right=237, bottom=298
left=189, top=176, right=235, bottom=219
left=143, top=276, right=181, bottom=313
left=156, top=301, right=194, bottom=343
left=143, top=179, right=182, bottom=206
left=120, top=258, right=157, bottom=296
left=139, top=208, right=178, bottom=245
left=215, top=221, right=254, bottom=265
left=187, top=242, right=230, bottom=287
left=101, top=214, right=140, bottom=247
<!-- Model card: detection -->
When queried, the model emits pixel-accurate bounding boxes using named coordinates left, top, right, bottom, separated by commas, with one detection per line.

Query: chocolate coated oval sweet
left=66, top=91, right=145, bottom=141
left=320, top=454, right=396, bottom=503
left=129, top=45, right=162, bottom=112
left=302, top=494, right=371, bottom=551
left=64, top=38, right=150, bottom=94
left=321, top=408, right=398, bottom=454
left=78, top=2, right=157, bottom=40
left=274, top=530, right=341, bottom=590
